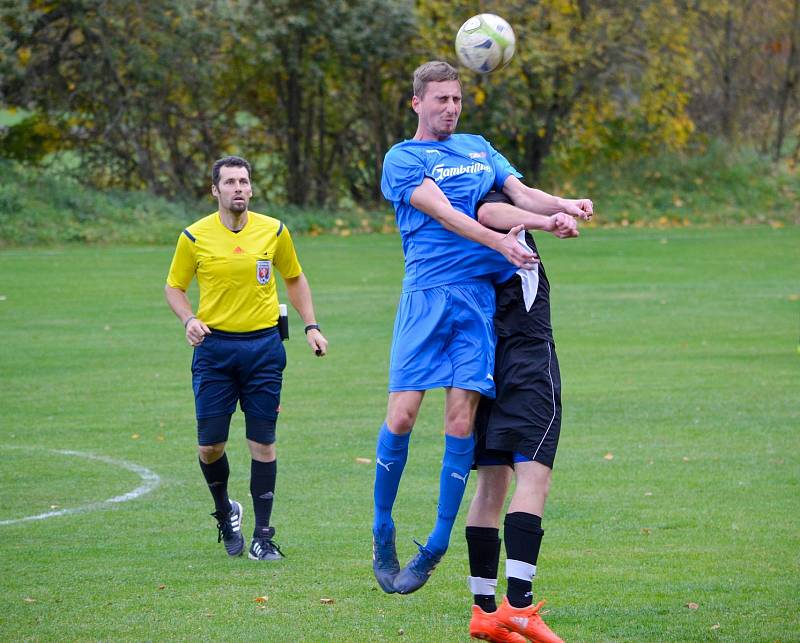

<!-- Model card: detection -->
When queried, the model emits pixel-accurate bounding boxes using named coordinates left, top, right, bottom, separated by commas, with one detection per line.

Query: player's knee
left=385, top=408, right=416, bottom=434
left=534, top=465, right=553, bottom=491
left=444, top=405, right=477, bottom=437
left=538, top=475, right=552, bottom=501
left=518, top=463, right=552, bottom=497
left=248, top=439, right=276, bottom=462
left=444, top=416, right=473, bottom=438
left=198, top=443, right=225, bottom=463
left=473, top=487, right=505, bottom=518
left=385, top=391, right=423, bottom=434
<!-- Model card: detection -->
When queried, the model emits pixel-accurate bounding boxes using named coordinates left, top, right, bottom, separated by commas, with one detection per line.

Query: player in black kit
left=464, top=190, right=588, bottom=643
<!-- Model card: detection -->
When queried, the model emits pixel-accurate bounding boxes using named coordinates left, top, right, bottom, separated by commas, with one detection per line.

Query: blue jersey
left=381, top=133, right=521, bottom=291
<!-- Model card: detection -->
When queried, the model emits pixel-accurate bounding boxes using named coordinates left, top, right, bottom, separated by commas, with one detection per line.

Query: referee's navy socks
left=505, top=511, right=544, bottom=608
left=251, top=458, right=277, bottom=534
left=373, top=423, right=410, bottom=535
left=199, top=453, right=231, bottom=515
left=466, top=526, right=501, bottom=612
left=425, top=433, right=474, bottom=555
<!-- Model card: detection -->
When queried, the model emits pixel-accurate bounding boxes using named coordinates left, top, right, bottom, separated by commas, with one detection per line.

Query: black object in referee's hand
left=278, top=304, right=289, bottom=341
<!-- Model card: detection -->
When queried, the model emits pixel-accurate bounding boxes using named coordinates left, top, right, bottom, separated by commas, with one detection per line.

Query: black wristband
left=304, top=323, right=320, bottom=334
left=184, top=315, right=196, bottom=328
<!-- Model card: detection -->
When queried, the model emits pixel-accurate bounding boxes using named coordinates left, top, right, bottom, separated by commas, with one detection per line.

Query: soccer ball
left=455, top=14, right=516, bottom=74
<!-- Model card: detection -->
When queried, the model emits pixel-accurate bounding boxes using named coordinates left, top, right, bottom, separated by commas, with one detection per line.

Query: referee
left=165, top=155, right=327, bottom=561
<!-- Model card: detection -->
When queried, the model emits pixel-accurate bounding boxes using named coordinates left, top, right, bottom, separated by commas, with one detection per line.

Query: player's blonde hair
left=413, top=61, right=460, bottom=98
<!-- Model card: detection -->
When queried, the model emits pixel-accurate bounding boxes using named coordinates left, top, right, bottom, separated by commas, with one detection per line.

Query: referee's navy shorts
left=191, top=326, right=286, bottom=446
left=474, top=337, right=562, bottom=469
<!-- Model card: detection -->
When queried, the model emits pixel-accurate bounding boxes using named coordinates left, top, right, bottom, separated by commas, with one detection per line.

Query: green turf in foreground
left=0, top=226, right=798, bottom=641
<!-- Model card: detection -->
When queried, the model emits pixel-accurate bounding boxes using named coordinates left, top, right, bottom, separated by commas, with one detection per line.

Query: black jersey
left=477, top=190, right=554, bottom=343
left=474, top=192, right=562, bottom=466
left=494, top=231, right=553, bottom=343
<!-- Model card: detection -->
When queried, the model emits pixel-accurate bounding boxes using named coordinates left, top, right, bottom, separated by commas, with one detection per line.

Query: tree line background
left=0, top=0, right=798, bottom=209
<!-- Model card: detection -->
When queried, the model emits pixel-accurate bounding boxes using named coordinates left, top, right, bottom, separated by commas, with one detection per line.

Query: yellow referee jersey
left=166, top=211, right=302, bottom=332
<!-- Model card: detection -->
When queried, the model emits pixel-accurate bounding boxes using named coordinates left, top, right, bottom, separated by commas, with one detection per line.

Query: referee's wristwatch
left=304, top=323, right=320, bottom=334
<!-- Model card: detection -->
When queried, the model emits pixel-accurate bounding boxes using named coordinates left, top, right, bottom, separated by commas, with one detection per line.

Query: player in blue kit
left=372, top=61, right=592, bottom=595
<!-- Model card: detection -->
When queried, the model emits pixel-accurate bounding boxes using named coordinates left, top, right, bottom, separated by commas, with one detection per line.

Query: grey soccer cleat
left=211, top=499, right=245, bottom=557
left=248, top=526, right=285, bottom=561
left=393, top=541, right=443, bottom=595
left=372, top=527, right=400, bottom=593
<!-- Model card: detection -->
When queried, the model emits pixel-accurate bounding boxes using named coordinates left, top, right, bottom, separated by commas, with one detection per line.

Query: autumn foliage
left=0, top=0, right=797, bottom=205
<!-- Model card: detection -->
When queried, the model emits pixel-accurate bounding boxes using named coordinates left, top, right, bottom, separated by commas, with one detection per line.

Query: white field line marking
left=0, top=449, right=160, bottom=526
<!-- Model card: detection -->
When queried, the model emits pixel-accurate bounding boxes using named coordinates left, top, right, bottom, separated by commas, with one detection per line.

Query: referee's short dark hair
left=212, top=156, right=252, bottom=187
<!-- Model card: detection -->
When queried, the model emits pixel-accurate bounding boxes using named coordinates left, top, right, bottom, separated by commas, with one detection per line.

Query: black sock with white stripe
left=466, top=526, right=501, bottom=612
left=504, top=512, right=544, bottom=608
left=251, top=459, right=276, bottom=535
left=199, top=454, right=231, bottom=515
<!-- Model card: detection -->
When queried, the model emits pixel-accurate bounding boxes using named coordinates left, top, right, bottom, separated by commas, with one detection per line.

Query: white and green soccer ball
left=455, top=13, right=516, bottom=74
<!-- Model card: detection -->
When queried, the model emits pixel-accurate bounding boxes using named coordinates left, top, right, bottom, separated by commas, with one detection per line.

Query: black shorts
left=474, top=337, right=562, bottom=469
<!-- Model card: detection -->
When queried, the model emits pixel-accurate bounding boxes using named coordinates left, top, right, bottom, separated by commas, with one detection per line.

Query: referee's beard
left=228, top=196, right=248, bottom=214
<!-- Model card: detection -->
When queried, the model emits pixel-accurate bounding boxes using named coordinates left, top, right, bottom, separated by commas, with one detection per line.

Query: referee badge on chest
left=256, top=260, right=272, bottom=285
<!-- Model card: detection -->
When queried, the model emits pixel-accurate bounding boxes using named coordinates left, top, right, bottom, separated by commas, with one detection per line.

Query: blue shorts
left=388, top=280, right=496, bottom=396
left=191, top=327, right=286, bottom=446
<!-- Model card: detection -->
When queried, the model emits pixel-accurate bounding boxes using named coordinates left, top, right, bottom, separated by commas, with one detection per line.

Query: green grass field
left=0, top=226, right=798, bottom=641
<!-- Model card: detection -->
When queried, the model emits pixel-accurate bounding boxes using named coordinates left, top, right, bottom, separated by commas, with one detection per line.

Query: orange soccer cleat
left=469, top=604, right=526, bottom=643
left=494, top=597, right=565, bottom=643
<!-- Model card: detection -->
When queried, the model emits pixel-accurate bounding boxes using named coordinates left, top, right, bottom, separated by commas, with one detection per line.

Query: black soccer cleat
left=211, top=499, right=245, bottom=557
left=248, top=526, right=284, bottom=561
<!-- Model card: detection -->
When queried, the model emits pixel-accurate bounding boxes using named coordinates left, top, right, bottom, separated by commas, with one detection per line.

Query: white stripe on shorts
left=530, top=342, right=556, bottom=462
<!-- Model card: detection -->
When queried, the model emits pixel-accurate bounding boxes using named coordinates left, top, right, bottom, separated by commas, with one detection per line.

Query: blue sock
left=425, top=433, right=474, bottom=555
left=373, top=423, right=410, bottom=535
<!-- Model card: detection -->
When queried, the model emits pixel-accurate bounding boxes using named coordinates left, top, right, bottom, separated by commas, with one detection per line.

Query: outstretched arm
left=409, top=178, right=537, bottom=268
left=477, top=202, right=579, bottom=239
left=284, top=273, right=327, bottom=357
left=502, top=175, right=593, bottom=220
